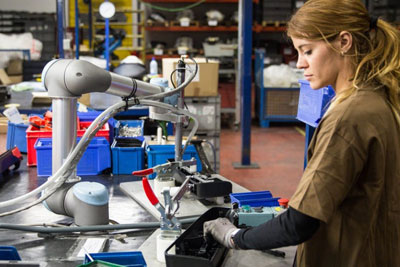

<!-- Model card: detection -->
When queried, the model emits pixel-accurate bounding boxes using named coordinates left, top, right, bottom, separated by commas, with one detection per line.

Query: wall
left=0, top=0, right=56, bottom=12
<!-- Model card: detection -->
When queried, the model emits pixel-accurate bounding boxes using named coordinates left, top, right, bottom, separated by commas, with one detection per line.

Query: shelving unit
left=69, top=0, right=146, bottom=64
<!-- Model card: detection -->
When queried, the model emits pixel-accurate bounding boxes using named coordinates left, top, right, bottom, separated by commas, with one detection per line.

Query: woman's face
left=292, top=37, right=344, bottom=90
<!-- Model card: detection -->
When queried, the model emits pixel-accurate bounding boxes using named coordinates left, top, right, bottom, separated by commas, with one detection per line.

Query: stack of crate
left=183, top=96, right=221, bottom=173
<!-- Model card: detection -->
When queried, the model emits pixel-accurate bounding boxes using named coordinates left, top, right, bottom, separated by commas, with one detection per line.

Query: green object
left=78, top=260, right=125, bottom=267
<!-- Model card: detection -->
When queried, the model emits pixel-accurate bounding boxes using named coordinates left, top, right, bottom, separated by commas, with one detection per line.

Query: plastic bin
left=6, top=121, right=28, bottom=153
left=297, top=80, right=335, bottom=128
left=111, top=137, right=145, bottom=175
left=165, top=207, right=229, bottom=267
left=146, top=144, right=202, bottom=179
left=35, top=137, right=111, bottom=176
left=0, top=246, right=21, bottom=260
left=82, top=251, right=146, bottom=267
left=230, top=191, right=280, bottom=207
left=26, top=121, right=110, bottom=166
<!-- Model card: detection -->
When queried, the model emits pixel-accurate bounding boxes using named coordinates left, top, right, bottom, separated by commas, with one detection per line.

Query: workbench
left=0, top=156, right=296, bottom=267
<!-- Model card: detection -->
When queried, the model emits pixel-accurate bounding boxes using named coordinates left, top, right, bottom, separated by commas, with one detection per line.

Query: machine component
left=205, top=9, right=224, bottom=26
left=189, top=174, right=232, bottom=199
left=235, top=205, right=280, bottom=227
left=142, top=177, right=191, bottom=262
left=165, top=207, right=229, bottom=267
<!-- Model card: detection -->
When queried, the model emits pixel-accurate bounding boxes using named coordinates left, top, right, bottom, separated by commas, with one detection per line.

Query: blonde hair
left=287, top=0, right=400, bottom=114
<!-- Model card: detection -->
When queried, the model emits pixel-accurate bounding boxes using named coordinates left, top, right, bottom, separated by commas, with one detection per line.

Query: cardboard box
left=7, top=59, right=23, bottom=75
left=0, top=69, right=12, bottom=85
left=78, top=93, right=91, bottom=106
left=8, top=75, right=23, bottom=84
left=162, top=58, right=219, bottom=97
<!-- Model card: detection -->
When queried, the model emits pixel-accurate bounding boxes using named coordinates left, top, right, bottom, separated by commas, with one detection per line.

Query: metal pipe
left=75, top=0, right=79, bottom=59
left=174, top=59, right=186, bottom=161
left=57, top=0, right=64, bottom=58
left=52, top=98, right=78, bottom=182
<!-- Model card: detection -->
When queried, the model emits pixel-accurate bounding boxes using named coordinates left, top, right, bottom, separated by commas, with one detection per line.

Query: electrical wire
left=141, top=0, right=205, bottom=12
left=0, top=217, right=198, bottom=234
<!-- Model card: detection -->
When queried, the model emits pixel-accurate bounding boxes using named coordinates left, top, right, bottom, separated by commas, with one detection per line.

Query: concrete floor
left=219, top=125, right=305, bottom=200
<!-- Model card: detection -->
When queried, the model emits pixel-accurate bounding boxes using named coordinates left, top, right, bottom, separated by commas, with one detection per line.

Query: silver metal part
left=42, top=59, right=163, bottom=98
left=52, top=98, right=79, bottom=182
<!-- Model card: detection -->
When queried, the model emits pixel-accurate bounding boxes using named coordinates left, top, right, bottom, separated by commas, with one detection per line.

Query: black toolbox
left=165, top=207, right=230, bottom=267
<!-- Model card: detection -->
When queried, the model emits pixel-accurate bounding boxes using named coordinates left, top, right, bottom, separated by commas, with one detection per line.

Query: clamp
left=142, top=177, right=190, bottom=231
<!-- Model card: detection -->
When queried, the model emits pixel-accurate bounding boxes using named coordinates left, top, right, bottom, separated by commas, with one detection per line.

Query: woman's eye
left=304, top=50, right=312, bottom=55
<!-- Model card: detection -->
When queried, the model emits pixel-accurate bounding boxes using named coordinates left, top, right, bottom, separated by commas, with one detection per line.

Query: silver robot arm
left=42, top=59, right=163, bottom=98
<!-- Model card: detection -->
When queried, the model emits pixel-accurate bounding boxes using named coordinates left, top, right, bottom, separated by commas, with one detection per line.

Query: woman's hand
left=203, top=217, right=238, bottom=249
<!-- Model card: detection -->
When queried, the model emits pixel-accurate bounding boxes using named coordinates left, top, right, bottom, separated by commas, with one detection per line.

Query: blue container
left=35, top=137, right=111, bottom=176
left=0, top=246, right=21, bottom=260
left=115, top=120, right=144, bottom=137
left=297, top=80, right=335, bottom=127
left=83, top=251, right=147, bottom=267
left=112, top=137, right=145, bottom=175
left=6, top=121, right=28, bottom=153
left=147, top=144, right=202, bottom=179
left=230, top=191, right=280, bottom=207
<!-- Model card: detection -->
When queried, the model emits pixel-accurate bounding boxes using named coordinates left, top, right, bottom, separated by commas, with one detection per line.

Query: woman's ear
left=338, top=31, right=352, bottom=54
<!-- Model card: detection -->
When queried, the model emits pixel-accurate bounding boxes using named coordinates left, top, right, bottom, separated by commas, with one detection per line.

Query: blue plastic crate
left=83, top=251, right=147, bottom=267
left=6, top=121, right=28, bottom=153
left=0, top=246, right=21, bottom=260
left=111, top=137, right=145, bottom=175
left=230, top=191, right=280, bottom=207
left=147, top=144, right=202, bottom=179
left=297, top=80, right=335, bottom=128
left=35, top=137, right=111, bottom=176
left=115, top=120, right=144, bottom=137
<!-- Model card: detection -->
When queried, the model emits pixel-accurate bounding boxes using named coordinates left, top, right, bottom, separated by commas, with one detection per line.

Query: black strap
left=122, top=78, right=138, bottom=111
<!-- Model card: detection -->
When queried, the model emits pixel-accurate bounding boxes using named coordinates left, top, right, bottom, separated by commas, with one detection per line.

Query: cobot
left=0, top=57, right=199, bottom=226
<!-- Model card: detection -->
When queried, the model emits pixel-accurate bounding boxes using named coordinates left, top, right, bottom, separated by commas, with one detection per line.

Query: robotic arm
left=0, top=58, right=198, bottom=225
left=42, top=59, right=163, bottom=98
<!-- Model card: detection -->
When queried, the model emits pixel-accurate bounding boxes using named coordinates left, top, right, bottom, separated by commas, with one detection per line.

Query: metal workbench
left=0, top=156, right=296, bottom=267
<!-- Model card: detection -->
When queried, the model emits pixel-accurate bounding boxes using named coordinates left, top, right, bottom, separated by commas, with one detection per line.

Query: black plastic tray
left=165, top=207, right=230, bottom=267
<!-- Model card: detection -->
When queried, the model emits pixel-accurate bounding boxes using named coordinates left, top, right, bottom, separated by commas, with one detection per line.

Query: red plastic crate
left=26, top=121, right=109, bottom=166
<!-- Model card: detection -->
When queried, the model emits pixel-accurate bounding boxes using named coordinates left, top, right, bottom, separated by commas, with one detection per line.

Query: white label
left=208, top=20, right=218, bottom=26
left=3, top=106, right=23, bottom=124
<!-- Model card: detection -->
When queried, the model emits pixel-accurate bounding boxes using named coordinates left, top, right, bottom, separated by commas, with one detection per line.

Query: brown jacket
left=290, top=87, right=400, bottom=267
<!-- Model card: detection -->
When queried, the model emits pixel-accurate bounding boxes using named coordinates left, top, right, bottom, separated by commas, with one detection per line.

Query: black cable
left=122, top=78, right=138, bottom=111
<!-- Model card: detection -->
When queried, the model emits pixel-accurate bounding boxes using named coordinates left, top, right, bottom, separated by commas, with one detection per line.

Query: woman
left=204, top=0, right=400, bottom=266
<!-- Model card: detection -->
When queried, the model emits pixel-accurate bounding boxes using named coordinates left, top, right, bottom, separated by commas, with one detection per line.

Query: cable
left=0, top=217, right=198, bottom=234
left=143, top=57, right=198, bottom=100
left=202, top=139, right=217, bottom=171
left=141, top=0, right=205, bottom=12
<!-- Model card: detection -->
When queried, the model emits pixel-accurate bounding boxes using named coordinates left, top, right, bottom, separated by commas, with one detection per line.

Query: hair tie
left=369, top=16, right=378, bottom=30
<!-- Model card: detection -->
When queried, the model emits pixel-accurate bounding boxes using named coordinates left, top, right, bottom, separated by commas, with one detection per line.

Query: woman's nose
left=296, top=55, right=307, bottom=69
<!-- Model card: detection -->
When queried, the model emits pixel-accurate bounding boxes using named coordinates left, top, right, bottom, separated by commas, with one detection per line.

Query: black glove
left=203, top=217, right=239, bottom=249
